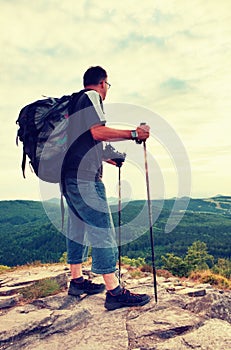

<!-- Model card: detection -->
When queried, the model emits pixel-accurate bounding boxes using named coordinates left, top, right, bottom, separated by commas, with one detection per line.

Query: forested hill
left=158, top=195, right=231, bottom=215
left=0, top=196, right=230, bottom=267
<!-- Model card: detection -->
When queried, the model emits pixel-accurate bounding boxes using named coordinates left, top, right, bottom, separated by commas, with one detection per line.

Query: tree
left=161, top=241, right=215, bottom=277
left=212, top=258, right=231, bottom=279
left=184, top=241, right=214, bottom=273
left=161, top=253, right=188, bottom=277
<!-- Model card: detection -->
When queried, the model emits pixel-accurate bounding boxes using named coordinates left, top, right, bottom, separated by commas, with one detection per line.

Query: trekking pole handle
left=136, top=122, right=146, bottom=144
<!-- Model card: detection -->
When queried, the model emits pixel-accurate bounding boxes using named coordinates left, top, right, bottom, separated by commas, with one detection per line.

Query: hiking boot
left=68, top=279, right=105, bottom=296
left=104, top=288, right=151, bottom=311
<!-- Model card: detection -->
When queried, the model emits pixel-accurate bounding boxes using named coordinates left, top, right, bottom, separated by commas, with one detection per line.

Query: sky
left=1, top=0, right=231, bottom=201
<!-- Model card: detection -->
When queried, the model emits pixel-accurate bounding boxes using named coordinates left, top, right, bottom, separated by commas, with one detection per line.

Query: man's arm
left=90, top=124, right=150, bottom=142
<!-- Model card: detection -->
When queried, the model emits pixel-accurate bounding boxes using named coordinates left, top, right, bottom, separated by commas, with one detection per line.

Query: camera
left=103, top=143, right=126, bottom=167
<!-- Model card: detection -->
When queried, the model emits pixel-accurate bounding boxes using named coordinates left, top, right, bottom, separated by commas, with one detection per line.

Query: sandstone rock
left=127, top=304, right=203, bottom=349
left=154, top=319, right=231, bottom=350
left=0, top=265, right=231, bottom=350
left=0, top=300, right=91, bottom=348
left=184, top=291, right=231, bottom=323
left=0, top=265, right=68, bottom=309
left=0, top=294, right=22, bottom=309
left=177, top=287, right=206, bottom=297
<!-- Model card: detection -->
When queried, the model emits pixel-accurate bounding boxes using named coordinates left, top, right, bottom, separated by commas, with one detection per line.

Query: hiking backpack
left=16, top=92, right=82, bottom=183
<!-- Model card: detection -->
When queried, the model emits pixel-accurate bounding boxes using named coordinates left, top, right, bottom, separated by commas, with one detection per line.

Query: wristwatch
left=131, top=130, right=138, bottom=140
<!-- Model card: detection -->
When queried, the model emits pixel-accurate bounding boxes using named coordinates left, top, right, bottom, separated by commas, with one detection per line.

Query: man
left=62, top=66, right=151, bottom=310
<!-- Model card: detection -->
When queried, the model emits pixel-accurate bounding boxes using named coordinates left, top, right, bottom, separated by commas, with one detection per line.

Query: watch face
left=131, top=130, right=137, bottom=139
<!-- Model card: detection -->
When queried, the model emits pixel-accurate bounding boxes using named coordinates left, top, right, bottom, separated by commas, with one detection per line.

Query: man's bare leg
left=70, top=265, right=119, bottom=291
left=103, top=272, right=119, bottom=290
left=70, top=263, right=83, bottom=279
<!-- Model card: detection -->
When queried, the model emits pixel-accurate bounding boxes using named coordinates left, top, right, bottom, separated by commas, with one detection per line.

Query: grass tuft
left=189, top=270, right=231, bottom=290
left=21, top=278, right=62, bottom=301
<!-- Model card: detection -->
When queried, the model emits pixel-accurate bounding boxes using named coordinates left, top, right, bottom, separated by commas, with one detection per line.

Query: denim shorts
left=63, top=177, right=118, bottom=274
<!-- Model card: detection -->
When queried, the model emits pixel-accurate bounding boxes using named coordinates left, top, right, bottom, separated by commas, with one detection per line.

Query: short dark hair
left=83, top=66, right=107, bottom=87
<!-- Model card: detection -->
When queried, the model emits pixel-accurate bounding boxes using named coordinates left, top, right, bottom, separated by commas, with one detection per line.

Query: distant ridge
left=0, top=196, right=230, bottom=267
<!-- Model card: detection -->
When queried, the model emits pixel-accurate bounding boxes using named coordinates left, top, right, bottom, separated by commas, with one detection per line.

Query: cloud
left=116, top=33, right=166, bottom=51
left=0, top=0, right=231, bottom=200
left=160, top=78, right=190, bottom=92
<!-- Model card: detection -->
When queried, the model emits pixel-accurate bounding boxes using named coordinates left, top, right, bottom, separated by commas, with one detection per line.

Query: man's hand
left=136, top=124, right=150, bottom=141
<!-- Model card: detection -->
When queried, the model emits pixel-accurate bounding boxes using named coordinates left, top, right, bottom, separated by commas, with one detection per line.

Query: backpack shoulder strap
left=22, top=150, right=27, bottom=178
left=68, top=90, right=86, bottom=115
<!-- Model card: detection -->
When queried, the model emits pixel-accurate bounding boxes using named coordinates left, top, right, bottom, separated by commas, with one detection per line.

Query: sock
left=72, top=276, right=84, bottom=283
left=108, top=285, right=122, bottom=296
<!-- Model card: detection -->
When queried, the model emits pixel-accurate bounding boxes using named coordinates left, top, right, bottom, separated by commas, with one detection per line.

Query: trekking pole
left=104, top=144, right=126, bottom=284
left=116, top=155, right=126, bottom=284
left=138, top=123, right=158, bottom=302
left=118, top=164, right=122, bottom=283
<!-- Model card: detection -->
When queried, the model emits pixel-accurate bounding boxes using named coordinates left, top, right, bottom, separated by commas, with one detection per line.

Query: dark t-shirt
left=62, top=89, right=106, bottom=181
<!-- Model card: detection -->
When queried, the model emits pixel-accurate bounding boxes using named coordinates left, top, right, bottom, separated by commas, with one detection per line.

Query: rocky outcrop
left=0, top=264, right=67, bottom=309
left=0, top=265, right=231, bottom=350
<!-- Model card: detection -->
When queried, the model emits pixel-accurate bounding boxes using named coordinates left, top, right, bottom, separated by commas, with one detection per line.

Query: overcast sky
left=1, top=0, right=230, bottom=201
